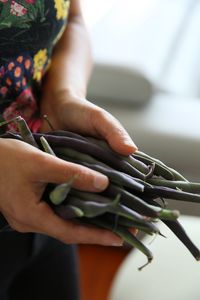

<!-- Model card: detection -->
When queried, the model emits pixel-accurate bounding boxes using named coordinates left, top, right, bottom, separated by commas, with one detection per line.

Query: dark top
left=0, top=0, right=70, bottom=132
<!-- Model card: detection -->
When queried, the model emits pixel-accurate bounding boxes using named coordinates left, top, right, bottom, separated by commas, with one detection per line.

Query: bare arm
left=40, top=0, right=137, bottom=154
left=42, top=0, right=92, bottom=99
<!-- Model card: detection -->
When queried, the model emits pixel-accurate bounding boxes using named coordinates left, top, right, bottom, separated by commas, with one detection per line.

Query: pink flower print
left=10, top=1, right=27, bottom=16
left=0, top=86, right=8, bottom=97
left=3, top=87, right=39, bottom=132
left=25, top=0, right=36, bottom=4
left=15, top=88, right=38, bottom=119
left=0, top=0, right=8, bottom=3
left=27, top=118, right=42, bottom=133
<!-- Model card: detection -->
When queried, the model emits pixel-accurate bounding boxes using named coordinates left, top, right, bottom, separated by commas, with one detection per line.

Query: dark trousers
left=0, top=232, right=80, bottom=300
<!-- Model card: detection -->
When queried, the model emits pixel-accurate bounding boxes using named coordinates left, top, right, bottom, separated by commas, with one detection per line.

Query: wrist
left=55, top=87, right=86, bottom=102
left=40, top=87, right=90, bottom=131
left=42, top=72, right=87, bottom=101
left=42, top=58, right=88, bottom=101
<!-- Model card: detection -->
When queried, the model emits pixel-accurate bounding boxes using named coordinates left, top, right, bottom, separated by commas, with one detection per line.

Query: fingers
left=32, top=151, right=109, bottom=192
left=2, top=197, right=132, bottom=247
left=91, top=107, right=138, bottom=156
left=5, top=138, right=109, bottom=192
left=41, top=97, right=137, bottom=156
left=3, top=198, right=123, bottom=246
left=29, top=202, right=123, bottom=246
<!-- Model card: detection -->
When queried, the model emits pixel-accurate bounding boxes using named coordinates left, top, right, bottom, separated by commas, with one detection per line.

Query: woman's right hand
left=0, top=138, right=123, bottom=246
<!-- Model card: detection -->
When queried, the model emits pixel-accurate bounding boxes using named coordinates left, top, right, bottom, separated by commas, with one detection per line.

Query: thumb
left=91, top=108, right=138, bottom=156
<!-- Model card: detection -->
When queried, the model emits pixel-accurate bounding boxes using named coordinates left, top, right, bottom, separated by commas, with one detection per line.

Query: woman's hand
left=39, top=91, right=138, bottom=238
left=40, top=90, right=137, bottom=156
left=40, top=0, right=137, bottom=156
left=37, top=0, right=138, bottom=241
left=0, top=138, right=123, bottom=246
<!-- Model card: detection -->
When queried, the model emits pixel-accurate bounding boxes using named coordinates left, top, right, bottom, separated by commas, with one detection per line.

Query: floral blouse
left=0, top=0, right=70, bottom=132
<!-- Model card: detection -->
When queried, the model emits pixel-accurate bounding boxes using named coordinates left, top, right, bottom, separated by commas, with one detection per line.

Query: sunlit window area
left=79, top=0, right=200, bottom=194
left=81, top=0, right=200, bottom=102
left=81, top=0, right=158, bottom=27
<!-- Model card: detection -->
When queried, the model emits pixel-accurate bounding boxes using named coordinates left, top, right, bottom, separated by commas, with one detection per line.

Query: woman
left=0, top=1, right=137, bottom=299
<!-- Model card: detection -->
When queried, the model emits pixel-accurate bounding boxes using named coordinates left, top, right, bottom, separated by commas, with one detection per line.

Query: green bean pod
left=75, top=160, right=144, bottom=192
left=66, top=196, right=117, bottom=218
left=147, top=178, right=200, bottom=194
left=0, top=116, right=38, bottom=148
left=49, top=180, right=74, bottom=205
left=40, top=136, right=56, bottom=156
left=34, top=134, right=147, bottom=179
left=54, top=204, right=84, bottom=219
left=133, top=153, right=175, bottom=180
left=67, top=195, right=149, bottom=223
left=70, top=190, right=152, bottom=223
left=135, top=151, right=188, bottom=182
left=104, top=214, right=162, bottom=236
left=86, top=217, right=153, bottom=270
left=145, top=185, right=200, bottom=203
left=87, top=136, right=149, bottom=174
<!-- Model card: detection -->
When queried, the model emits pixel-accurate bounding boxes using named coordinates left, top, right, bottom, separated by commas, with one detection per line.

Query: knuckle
left=66, top=163, right=93, bottom=182
left=59, top=236, right=74, bottom=245
left=76, top=167, right=94, bottom=184
left=25, top=151, right=45, bottom=171
left=10, top=205, right=35, bottom=231
left=13, top=209, right=28, bottom=225
left=93, top=107, right=105, bottom=120
left=31, top=151, right=46, bottom=164
left=115, top=126, right=125, bottom=136
left=88, top=106, right=104, bottom=124
left=61, top=230, right=82, bottom=245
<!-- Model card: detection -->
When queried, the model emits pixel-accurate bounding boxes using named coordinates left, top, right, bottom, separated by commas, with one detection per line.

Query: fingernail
left=93, top=174, right=108, bottom=190
left=112, top=242, right=123, bottom=247
left=110, top=238, right=123, bottom=246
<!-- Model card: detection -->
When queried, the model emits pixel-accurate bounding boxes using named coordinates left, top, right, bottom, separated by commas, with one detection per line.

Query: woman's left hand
left=40, top=90, right=138, bottom=156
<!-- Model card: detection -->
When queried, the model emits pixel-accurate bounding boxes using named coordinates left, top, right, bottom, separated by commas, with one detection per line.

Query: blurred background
left=78, top=1, right=200, bottom=299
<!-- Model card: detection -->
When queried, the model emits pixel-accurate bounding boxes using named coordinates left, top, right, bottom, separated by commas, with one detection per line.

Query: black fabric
left=0, top=232, right=80, bottom=300
left=0, top=213, right=10, bottom=232
left=0, top=1, right=69, bottom=61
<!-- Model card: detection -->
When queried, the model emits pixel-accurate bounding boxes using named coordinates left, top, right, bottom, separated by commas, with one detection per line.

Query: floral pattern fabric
left=0, top=0, right=70, bottom=132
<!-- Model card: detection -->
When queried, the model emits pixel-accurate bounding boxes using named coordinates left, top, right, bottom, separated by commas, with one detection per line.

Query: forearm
left=43, top=12, right=92, bottom=99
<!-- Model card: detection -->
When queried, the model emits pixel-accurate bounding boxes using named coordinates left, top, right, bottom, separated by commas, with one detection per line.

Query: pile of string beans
left=1, top=116, right=200, bottom=270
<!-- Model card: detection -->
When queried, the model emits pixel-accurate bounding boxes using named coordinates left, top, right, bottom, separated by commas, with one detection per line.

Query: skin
left=0, top=0, right=137, bottom=246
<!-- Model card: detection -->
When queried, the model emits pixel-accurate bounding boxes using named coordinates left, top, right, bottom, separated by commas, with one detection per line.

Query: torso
left=0, top=0, right=70, bottom=132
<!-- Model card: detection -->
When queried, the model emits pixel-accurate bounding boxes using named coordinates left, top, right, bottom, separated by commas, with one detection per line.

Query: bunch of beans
left=1, top=116, right=200, bottom=269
